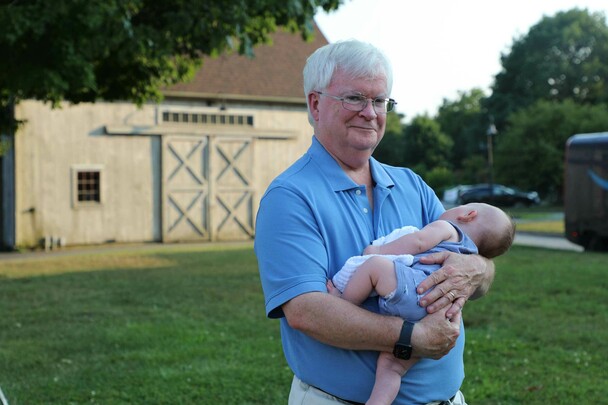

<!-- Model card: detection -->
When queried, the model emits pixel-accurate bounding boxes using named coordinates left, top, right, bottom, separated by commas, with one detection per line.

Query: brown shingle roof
left=166, top=24, right=328, bottom=102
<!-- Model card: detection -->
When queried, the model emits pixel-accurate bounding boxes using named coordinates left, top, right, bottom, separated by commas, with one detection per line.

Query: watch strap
left=397, top=320, right=414, bottom=345
left=393, top=320, right=414, bottom=360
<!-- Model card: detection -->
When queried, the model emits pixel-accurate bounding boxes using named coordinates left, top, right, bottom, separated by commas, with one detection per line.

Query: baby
left=328, top=203, right=515, bottom=405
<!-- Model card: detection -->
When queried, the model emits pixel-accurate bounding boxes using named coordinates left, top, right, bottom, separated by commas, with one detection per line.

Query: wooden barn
left=0, top=27, right=328, bottom=250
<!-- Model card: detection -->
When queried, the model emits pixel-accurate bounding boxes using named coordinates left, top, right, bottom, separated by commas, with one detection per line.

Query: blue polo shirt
left=255, top=136, right=464, bottom=404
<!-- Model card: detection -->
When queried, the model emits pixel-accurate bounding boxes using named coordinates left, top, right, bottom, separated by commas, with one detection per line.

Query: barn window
left=161, top=110, right=254, bottom=127
left=72, top=165, right=103, bottom=208
left=77, top=171, right=101, bottom=202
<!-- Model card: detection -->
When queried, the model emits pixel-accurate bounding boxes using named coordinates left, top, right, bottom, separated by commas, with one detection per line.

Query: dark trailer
left=564, top=133, right=608, bottom=251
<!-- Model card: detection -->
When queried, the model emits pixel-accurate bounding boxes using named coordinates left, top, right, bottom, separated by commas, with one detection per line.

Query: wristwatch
left=393, top=320, right=414, bottom=360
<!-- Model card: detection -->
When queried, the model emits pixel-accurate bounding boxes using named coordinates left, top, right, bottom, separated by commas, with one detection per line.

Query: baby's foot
left=326, top=279, right=342, bottom=297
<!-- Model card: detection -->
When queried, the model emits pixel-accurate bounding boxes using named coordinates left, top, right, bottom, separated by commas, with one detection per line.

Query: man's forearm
left=283, top=291, right=460, bottom=360
left=283, top=292, right=402, bottom=352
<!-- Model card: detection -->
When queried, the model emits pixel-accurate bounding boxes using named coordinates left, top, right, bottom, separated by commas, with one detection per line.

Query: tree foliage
left=373, top=113, right=455, bottom=192
left=494, top=100, right=608, bottom=201
left=372, top=111, right=406, bottom=166
left=403, top=115, right=453, bottom=174
left=485, top=8, right=608, bottom=129
left=0, top=0, right=340, bottom=111
left=436, top=88, right=487, bottom=171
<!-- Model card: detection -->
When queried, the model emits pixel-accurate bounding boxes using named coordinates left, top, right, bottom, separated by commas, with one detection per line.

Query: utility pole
left=486, top=122, right=497, bottom=197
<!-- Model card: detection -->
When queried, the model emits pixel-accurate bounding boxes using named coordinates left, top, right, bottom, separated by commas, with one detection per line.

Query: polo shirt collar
left=370, top=157, right=395, bottom=190
left=309, top=136, right=395, bottom=192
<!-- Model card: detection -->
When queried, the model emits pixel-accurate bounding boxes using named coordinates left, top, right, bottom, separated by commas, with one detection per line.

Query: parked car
left=442, top=185, right=475, bottom=207
left=458, top=184, right=541, bottom=207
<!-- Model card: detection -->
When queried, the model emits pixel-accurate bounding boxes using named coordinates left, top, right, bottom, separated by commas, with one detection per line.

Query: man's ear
left=458, top=210, right=478, bottom=223
left=308, top=92, right=320, bottom=121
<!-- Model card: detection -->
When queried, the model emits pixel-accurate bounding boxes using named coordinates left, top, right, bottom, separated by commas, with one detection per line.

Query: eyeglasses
left=316, top=91, right=397, bottom=114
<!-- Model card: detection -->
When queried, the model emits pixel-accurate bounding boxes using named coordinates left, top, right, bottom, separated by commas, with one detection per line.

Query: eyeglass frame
left=315, top=91, right=397, bottom=114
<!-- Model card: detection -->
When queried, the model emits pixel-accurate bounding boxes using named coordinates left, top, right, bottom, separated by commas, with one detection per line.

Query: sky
left=314, top=0, right=608, bottom=121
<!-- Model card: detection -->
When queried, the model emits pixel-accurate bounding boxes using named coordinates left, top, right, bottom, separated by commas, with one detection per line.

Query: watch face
left=393, top=344, right=412, bottom=360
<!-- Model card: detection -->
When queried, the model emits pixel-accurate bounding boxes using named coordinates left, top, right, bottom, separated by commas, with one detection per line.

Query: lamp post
left=486, top=123, right=497, bottom=197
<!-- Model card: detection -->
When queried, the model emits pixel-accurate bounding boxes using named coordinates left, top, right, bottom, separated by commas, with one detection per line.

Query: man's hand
left=416, top=252, right=495, bottom=319
left=411, top=307, right=461, bottom=359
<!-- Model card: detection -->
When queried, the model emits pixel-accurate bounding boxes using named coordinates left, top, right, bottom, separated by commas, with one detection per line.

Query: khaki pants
left=288, top=375, right=467, bottom=405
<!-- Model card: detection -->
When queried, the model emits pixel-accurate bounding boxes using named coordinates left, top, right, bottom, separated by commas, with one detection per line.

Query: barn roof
left=164, top=24, right=329, bottom=104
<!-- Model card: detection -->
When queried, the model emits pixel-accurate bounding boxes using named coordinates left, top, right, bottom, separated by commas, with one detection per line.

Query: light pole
left=486, top=123, right=497, bottom=196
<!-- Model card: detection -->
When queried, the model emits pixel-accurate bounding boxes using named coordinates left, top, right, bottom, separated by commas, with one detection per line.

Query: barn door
left=210, top=137, right=254, bottom=241
left=162, top=136, right=210, bottom=242
left=161, top=135, right=254, bottom=242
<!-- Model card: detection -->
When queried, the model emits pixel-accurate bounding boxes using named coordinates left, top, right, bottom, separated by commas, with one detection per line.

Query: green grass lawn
left=506, top=206, right=565, bottom=235
left=512, top=220, right=564, bottom=234
left=0, top=244, right=606, bottom=404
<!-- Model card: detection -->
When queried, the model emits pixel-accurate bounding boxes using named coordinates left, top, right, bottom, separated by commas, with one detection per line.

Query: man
left=255, top=40, right=494, bottom=405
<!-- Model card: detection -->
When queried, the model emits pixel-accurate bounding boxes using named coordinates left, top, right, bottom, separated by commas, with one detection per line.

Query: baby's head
left=440, top=203, right=515, bottom=258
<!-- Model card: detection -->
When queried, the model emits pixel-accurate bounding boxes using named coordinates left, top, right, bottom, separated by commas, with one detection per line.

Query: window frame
left=71, top=165, right=104, bottom=209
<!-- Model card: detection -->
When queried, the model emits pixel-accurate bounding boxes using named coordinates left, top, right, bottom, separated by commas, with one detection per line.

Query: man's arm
left=282, top=291, right=461, bottom=359
left=417, top=253, right=495, bottom=319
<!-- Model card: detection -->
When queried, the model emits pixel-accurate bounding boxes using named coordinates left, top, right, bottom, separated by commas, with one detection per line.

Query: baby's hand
left=326, top=279, right=342, bottom=297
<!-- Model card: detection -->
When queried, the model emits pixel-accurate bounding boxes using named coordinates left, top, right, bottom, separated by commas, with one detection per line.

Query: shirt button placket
left=354, top=188, right=370, bottom=215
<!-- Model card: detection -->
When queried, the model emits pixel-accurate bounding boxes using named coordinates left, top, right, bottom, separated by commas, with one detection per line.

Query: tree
left=403, top=115, right=453, bottom=189
left=436, top=88, right=487, bottom=171
left=372, top=111, right=406, bottom=166
left=459, top=154, right=488, bottom=185
left=374, top=113, right=456, bottom=192
left=485, top=8, right=608, bottom=129
left=0, top=0, right=340, bottom=131
left=494, top=99, right=608, bottom=201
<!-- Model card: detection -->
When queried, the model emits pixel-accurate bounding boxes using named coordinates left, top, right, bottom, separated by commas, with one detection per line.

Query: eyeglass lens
left=343, top=96, right=395, bottom=113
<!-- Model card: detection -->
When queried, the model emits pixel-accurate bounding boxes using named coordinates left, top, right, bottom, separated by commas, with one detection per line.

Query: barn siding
left=12, top=99, right=310, bottom=248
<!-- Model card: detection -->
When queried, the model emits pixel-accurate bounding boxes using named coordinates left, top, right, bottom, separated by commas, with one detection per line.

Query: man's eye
left=344, top=95, right=365, bottom=103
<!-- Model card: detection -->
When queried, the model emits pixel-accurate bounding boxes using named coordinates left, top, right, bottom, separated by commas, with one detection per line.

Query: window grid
left=162, top=111, right=254, bottom=127
left=77, top=171, right=101, bottom=203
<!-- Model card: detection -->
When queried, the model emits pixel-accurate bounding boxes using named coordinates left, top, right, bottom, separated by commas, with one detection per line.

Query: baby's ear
left=458, top=210, right=478, bottom=223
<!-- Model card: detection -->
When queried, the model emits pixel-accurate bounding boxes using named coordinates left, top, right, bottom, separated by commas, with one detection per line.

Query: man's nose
left=358, top=99, right=377, bottom=119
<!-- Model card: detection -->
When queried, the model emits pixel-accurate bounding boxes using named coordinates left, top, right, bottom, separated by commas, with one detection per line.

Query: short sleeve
left=255, top=186, right=329, bottom=318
